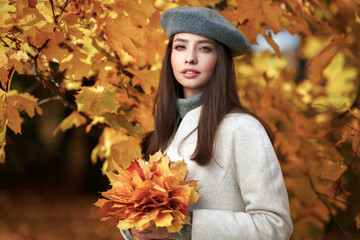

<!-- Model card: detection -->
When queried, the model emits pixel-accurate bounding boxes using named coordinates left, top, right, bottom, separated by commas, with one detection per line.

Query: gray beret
left=160, top=6, right=251, bottom=57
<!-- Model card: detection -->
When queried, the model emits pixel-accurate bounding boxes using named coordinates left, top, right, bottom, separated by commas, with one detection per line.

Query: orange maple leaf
left=95, top=151, right=200, bottom=233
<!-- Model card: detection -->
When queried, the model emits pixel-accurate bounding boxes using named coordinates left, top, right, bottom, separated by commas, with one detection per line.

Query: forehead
left=173, top=32, right=216, bottom=44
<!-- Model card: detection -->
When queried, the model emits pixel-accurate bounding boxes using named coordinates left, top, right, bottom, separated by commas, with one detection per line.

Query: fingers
left=131, top=227, right=170, bottom=240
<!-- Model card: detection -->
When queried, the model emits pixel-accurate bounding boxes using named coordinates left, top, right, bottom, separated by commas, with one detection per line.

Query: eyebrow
left=173, top=38, right=215, bottom=45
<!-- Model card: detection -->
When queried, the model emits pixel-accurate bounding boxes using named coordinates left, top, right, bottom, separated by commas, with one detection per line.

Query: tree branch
left=315, top=191, right=350, bottom=207
left=25, top=38, right=94, bottom=123
left=348, top=135, right=360, bottom=169
left=1, top=38, right=9, bottom=47
left=37, top=96, right=62, bottom=106
left=56, top=0, right=71, bottom=23
left=49, top=0, right=71, bottom=25
left=309, top=176, right=360, bottom=239
left=49, top=0, right=57, bottom=24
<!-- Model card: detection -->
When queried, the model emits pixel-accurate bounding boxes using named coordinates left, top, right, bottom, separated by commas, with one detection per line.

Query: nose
left=185, top=50, right=197, bottom=65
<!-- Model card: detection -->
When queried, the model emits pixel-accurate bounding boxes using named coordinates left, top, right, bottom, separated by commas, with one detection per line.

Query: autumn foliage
left=1, top=0, right=360, bottom=239
left=95, top=152, right=200, bottom=233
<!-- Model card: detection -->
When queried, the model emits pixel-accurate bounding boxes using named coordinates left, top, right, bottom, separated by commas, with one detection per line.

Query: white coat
left=166, top=106, right=293, bottom=240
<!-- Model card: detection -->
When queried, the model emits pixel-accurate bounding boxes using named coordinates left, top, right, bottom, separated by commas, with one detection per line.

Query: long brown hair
left=141, top=36, right=274, bottom=165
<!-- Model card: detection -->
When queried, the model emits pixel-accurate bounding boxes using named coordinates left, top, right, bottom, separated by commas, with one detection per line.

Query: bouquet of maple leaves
left=95, top=151, right=200, bottom=233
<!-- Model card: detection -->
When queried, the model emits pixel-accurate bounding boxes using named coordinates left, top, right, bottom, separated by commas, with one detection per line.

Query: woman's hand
left=131, top=226, right=170, bottom=240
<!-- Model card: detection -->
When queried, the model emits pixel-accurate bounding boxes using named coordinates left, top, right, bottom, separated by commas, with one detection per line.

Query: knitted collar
left=176, top=92, right=203, bottom=119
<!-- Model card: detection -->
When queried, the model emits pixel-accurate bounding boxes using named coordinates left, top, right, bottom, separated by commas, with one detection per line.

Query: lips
left=181, top=68, right=200, bottom=78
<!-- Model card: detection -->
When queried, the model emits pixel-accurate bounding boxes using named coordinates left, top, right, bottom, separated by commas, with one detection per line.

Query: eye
left=174, top=45, right=185, bottom=50
left=199, top=46, right=212, bottom=53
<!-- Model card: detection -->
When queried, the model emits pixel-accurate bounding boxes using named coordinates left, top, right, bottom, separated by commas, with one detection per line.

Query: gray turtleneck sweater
left=176, top=92, right=203, bottom=119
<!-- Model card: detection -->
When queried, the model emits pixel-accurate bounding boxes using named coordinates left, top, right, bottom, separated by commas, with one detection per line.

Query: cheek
left=204, top=56, right=217, bottom=74
left=170, top=52, right=180, bottom=71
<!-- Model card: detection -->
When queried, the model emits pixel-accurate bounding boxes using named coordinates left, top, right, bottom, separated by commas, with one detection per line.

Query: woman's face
left=171, top=33, right=218, bottom=99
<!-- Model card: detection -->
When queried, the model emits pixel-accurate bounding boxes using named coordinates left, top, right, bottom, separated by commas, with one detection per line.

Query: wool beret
left=160, top=6, right=251, bottom=57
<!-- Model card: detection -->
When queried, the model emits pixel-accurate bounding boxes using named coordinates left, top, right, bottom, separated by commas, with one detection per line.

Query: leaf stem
left=5, top=68, right=15, bottom=92
left=8, top=12, right=17, bottom=24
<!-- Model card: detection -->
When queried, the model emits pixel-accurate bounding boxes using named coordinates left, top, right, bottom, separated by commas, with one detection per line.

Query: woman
left=122, top=6, right=293, bottom=240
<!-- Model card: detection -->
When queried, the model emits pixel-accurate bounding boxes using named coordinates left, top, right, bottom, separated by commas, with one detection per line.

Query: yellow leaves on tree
left=307, top=34, right=346, bottom=85
left=40, top=32, right=73, bottom=64
left=104, top=16, right=143, bottom=62
left=76, top=86, right=120, bottom=117
left=95, top=152, right=200, bottom=233
left=36, top=2, right=54, bottom=23
left=131, top=68, right=160, bottom=95
left=0, top=89, right=42, bottom=135
left=91, top=128, right=142, bottom=170
left=0, top=1, right=16, bottom=25
left=0, top=89, right=42, bottom=163
left=102, top=112, right=143, bottom=138
left=104, top=0, right=165, bottom=65
left=221, top=0, right=310, bottom=56
left=317, top=103, right=360, bottom=158
left=0, top=49, right=7, bottom=69
left=124, top=98, right=154, bottom=133
left=53, top=111, right=87, bottom=136
left=109, top=0, right=156, bottom=26
left=59, top=50, right=93, bottom=82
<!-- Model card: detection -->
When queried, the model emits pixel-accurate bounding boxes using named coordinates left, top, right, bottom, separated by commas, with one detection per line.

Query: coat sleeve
left=191, top=116, right=293, bottom=240
left=120, top=229, right=135, bottom=240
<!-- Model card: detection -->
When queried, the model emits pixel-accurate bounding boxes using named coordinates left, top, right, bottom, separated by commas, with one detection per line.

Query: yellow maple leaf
left=0, top=90, right=43, bottom=134
left=0, top=47, right=7, bottom=68
left=263, top=33, right=281, bottom=57
left=41, top=32, right=70, bottom=62
left=36, top=2, right=53, bottom=23
left=282, top=15, right=312, bottom=37
left=104, top=15, right=145, bottom=60
left=221, top=2, right=262, bottom=44
left=76, top=86, right=120, bottom=117
left=131, top=68, right=160, bottom=94
left=108, top=0, right=156, bottom=27
left=179, top=0, right=221, bottom=6
left=91, top=127, right=142, bottom=170
left=53, top=111, right=88, bottom=136
left=110, top=137, right=141, bottom=169
left=59, top=50, right=92, bottom=82
left=321, top=53, right=358, bottom=107
left=307, top=34, right=345, bottom=85
left=262, top=1, right=283, bottom=33
left=0, top=1, right=16, bottom=23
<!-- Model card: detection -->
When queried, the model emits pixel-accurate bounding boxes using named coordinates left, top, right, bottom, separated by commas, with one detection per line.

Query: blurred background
left=0, top=96, right=123, bottom=239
